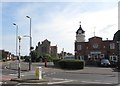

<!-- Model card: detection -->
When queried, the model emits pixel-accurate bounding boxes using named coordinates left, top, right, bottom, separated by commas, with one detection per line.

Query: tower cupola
left=76, top=22, right=85, bottom=42
left=76, top=23, right=85, bottom=35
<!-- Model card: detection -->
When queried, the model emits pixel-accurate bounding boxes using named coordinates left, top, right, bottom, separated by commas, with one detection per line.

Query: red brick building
left=0, top=50, right=15, bottom=61
left=75, top=24, right=118, bottom=62
left=36, top=39, right=57, bottom=58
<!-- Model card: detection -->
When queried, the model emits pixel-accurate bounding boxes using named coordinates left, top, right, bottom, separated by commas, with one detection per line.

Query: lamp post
left=13, top=23, right=18, bottom=58
left=13, top=23, right=21, bottom=78
left=18, top=36, right=21, bottom=78
left=26, top=16, right=32, bottom=70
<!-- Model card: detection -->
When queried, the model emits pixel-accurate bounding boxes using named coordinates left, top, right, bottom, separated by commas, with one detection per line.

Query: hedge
left=58, top=59, right=85, bottom=69
left=53, top=59, right=61, bottom=67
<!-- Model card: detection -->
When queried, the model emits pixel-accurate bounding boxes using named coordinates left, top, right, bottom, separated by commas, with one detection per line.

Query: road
left=1, top=60, right=31, bottom=83
left=0, top=60, right=120, bottom=86
left=47, top=70, right=117, bottom=84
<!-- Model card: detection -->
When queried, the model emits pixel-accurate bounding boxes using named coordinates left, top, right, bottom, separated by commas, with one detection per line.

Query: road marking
left=16, top=82, right=45, bottom=85
left=0, top=81, right=3, bottom=84
left=48, top=80, right=74, bottom=85
left=81, top=81, right=112, bottom=84
left=21, top=75, right=25, bottom=76
left=11, top=79, right=75, bottom=85
left=9, top=74, right=17, bottom=76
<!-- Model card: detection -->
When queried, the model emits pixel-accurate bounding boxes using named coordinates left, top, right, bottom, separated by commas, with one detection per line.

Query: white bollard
left=35, top=67, right=42, bottom=80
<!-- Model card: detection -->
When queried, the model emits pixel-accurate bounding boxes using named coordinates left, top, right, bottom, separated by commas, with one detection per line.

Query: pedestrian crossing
left=0, top=81, right=3, bottom=85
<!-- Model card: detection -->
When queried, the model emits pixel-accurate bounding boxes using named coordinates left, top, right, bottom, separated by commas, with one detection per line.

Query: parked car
left=100, top=59, right=111, bottom=67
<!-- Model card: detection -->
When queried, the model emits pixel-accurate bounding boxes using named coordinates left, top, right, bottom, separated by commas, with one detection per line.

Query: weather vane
left=94, top=27, right=96, bottom=37
left=80, top=21, right=81, bottom=25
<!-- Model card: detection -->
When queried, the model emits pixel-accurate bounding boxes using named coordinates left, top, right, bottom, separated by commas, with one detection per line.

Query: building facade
left=75, top=24, right=118, bottom=62
left=0, top=50, right=15, bottom=61
left=36, top=39, right=57, bottom=58
left=50, top=46, right=58, bottom=57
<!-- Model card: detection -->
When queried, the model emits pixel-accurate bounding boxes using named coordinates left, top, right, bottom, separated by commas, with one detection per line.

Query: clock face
left=93, top=43, right=98, bottom=48
left=78, top=30, right=82, bottom=34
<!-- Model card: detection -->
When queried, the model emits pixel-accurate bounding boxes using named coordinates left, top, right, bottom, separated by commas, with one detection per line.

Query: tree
left=30, top=50, right=37, bottom=62
left=43, top=53, right=53, bottom=62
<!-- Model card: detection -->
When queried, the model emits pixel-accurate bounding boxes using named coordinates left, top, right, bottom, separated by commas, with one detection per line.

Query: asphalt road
left=1, top=60, right=120, bottom=86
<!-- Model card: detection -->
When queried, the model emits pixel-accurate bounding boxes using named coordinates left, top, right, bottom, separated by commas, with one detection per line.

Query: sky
left=1, top=0, right=119, bottom=56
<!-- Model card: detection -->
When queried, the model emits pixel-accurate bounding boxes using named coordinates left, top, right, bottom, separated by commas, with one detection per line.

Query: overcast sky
left=1, top=0, right=119, bottom=56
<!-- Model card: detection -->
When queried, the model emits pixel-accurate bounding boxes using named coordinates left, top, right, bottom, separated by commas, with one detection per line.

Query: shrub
left=24, top=56, right=30, bottom=62
left=58, top=59, right=85, bottom=69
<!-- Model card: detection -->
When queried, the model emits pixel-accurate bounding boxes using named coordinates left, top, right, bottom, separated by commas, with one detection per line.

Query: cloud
left=2, top=2, right=118, bottom=55
left=1, top=0, right=119, bottom=2
left=78, top=6, right=118, bottom=40
left=31, top=3, right=117, bottom=53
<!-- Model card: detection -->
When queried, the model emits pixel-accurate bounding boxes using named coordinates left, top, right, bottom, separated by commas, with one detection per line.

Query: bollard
left=35, top=67, right=42, bottom=80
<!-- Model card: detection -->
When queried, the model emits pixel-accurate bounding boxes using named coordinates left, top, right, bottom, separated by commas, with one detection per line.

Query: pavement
left=1, top=61, right=68, bottom=85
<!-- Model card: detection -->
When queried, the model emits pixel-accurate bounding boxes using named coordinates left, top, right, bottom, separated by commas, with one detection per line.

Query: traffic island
left=10, top=78, right=48, bottom=83
left=1, top=81, right=18, bottom=86
left=10, top=66, right=49, bottom=83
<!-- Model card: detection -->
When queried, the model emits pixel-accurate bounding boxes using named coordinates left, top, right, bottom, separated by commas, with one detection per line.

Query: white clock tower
left=76, top=22, right=85, bottom=42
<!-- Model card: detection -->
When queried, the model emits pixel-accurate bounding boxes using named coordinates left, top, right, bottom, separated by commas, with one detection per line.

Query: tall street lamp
left=26, top=16, right=32, bottom=70
left=13, top=23, right=21, bottom=78
left=18, top=36, right=22, bottom=78
left=13, top=23, right=18, bottom=58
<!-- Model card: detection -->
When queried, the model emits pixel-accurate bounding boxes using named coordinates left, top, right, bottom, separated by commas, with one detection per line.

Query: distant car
left=100, top=59, right=111, bottom=67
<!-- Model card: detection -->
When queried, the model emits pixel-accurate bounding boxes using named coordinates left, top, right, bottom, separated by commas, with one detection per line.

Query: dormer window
left=110, top=43, right=115, bottom=49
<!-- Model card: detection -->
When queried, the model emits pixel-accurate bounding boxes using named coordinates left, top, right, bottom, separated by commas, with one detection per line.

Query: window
left=93, top=43, right=98, bottom=48
left=110, top=43, right=115, bottom=49
left=77, top=45, right=82, bottom=50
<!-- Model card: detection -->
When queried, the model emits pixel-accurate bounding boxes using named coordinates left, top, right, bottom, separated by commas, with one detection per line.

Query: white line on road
left=0, top=82, right=3, bottom=84
left=81, top=81, right=112, bottom=84
left=9, top=74, right=18, bottom=75
left=14, top=79, right=75, bottom=85
left=16, top=82, right=45, bottom=85
left=48, top=80, right=75, bottom=85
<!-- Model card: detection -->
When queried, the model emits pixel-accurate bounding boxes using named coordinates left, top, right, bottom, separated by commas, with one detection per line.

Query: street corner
left=1, top=81, right=18, bottom=86
left=1, top=75, right=15, bottom=81
left=10, top=78, right=49, bottom=83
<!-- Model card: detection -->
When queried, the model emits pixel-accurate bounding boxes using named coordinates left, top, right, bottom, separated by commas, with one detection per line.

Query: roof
left=89, top=36, right=102, bottom=41
left=113, top=30, right=120, bottom=41
left=76, top=25, right=85, bottom=34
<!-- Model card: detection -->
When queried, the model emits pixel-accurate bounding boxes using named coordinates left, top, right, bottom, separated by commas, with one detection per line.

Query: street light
left=23, top=35, right=32, bottom=54
left=13, top=23, right=21, bottom=78
left=13, top=23, right=18, bottom=58
left=18, top=36, right=22, bottom=78
left=26, top=16, right=32, bottom=70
